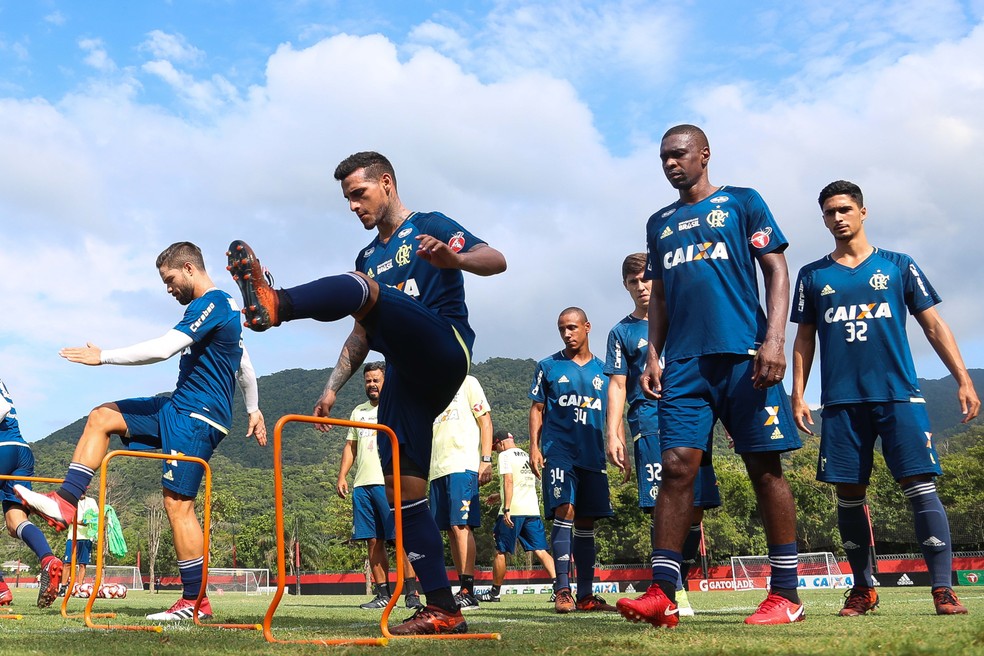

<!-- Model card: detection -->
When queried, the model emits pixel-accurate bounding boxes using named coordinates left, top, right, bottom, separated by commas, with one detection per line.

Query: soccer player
left=14, top=242, right=267, bottom=621
left=617, top=125, right=803, bottom=628
left=530, top=307, right=616, bottom=614
left=477, top=430, right=556, bottom=603
left=604, top=253, right=722, bottom=617
left=337, top=362, right=421, bottom=610
left=226, top=151, right=506, bottom=635
left=429, top=374, right=494, bottom=611
left=790, top=180, right=980, bottom=616
left=59, top=492, right=99, bottom=596
left=0, top=378, right=63, bottom=608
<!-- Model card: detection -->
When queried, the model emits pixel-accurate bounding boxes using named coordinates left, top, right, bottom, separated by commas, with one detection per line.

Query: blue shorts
left=429, top=471, right=480, bottom=529
left=116, top=396, right=225, bottom=498
left=0, top=442, right=34, bottom=508
left=352, top=484, right=395, bottom=541
left=659, top=355, right=801, bottom=454
left=818, top=402, right=941, bottom=484
left=362, top=286, right=471, bottom=477
left=64, top=539, right=93, bottom=565
left=633, top=435, right=721, bottom=509
left=493, top=515, right=549, bottom=554
left=627, top=400, right=659, bottom=440
left=541, top=464, right=614, bottom=518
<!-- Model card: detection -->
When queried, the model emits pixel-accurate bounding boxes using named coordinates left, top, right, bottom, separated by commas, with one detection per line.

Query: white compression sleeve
left=237, top=346, right=260, bottom=413
left=100, top=329, right=194, bottom=365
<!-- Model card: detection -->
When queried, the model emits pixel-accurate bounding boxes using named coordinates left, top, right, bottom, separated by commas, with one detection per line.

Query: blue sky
left=2, top=0, right=984, bottom=438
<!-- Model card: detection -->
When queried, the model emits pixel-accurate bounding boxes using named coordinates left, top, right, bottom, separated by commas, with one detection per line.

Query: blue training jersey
left=604, top=316, right=658, bottom=438
left=529, top=351, right=608, bottom=471
left=170, top=288, right=244, bottom=432
left=0, top=379, right=26, bottom=445
left=791, top=248, right=940, bottom=406
left=355, top=211, right=486, bottom=350
left=644, top=186, right=788, bottom=363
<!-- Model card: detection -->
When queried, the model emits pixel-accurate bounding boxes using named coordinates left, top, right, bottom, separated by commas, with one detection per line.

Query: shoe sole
left=37, top=562, right=63, bottom=608
left=616, top=602, right=678, bottom=628
left=390, top=620, right=469, bottom=636
left=13, top=486, right=70, bottom=532
left=226, top=240, right=274, bottom=331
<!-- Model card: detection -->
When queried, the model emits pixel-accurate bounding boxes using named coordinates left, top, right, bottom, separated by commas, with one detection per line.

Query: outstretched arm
left=915, top=307, right=981, bottom=423
left=313, top=321, right=369, bottom=431
left=237, top=346, right=267, bottom=446
left=63, top=330, right=194, bottom=366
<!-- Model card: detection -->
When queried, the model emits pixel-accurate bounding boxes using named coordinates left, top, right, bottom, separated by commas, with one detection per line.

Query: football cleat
left=453, top=590, right=480, bottom=611
left=839, top=586, right=879, bottom=616
left=575, top=594, right=618, bottom=612
left=359, top=593, right=391, bottom=610
left=553, top=587, right=575, bottom=614
left=475, top=590, right=501, bottom=602
left=226, top=240, right=281, bottom=331
left=677, top=589, right=695, bottom=617
left=933, top=587, right=968, bottom=615
left=389, top=604, right=468, bottom=635
left=744, top=591, right=805, bottom=625
left=0, top=580, right=12, bottom=606
left=37, top=555, right=63, bottom=608
left=616, top=584, right=679, bottom=628
left=405, top=592, right=423, bottom=609
left=146, top=596, right=213, bottom=621
left=13, top=485, right=76, bottom=531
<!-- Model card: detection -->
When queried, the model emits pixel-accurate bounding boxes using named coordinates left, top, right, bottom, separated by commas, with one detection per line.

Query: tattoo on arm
left=323, top=330, right=369, bottom=396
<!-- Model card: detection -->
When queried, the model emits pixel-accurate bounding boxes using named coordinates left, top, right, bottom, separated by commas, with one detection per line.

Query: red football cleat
left=226, top=240, right=281, bottom=332
left=389, top=604, right=468, bottom=635
left=37, top=555, right=63, bottom=608
left=744, top=591, right=805, bottom=625
left=0, top=580, right=12, bottom=606
left=933, top=587, right=968, bottom=615
left=576, top=594, right=618, bottom=612
left=13, top=485, right=76, bottom=532
left=839, top=586, right=879, bottom=616
left=616, top=584, right=680, bottom=628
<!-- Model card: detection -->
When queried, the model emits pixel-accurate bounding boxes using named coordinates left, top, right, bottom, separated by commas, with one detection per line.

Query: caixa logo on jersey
left=662, top=242, right=730, bottom=270
left=557, top=394, right=602, bottom=410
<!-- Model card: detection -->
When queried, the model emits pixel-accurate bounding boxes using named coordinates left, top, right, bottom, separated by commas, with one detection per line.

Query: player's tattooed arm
left=314, top=321, right=369, bottom=432
left=753, top=251, right=790, bottom=390
left=790, top=323, right=818, bottom=435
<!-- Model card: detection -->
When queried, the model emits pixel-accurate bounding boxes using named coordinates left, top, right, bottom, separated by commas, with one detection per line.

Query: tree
left=145, top=493, right=165, bottom=592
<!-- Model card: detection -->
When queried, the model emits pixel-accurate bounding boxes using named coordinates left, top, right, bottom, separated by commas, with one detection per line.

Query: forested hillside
left=9, top=361, right=981, bottom=581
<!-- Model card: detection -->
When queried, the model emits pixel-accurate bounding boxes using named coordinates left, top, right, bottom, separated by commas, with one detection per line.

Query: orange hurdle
left=263, top=414, right=500, bottom=646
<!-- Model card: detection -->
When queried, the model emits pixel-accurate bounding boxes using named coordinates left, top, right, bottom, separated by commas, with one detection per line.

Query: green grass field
left=1, top=587, right=982, bottom=656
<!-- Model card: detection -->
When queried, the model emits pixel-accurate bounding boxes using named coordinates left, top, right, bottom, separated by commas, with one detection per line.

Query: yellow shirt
left=347, top=401, right=384, bottom=488
left=429, top=375, right=490, bottom=480
left=497, top=447, right=541, bottom=516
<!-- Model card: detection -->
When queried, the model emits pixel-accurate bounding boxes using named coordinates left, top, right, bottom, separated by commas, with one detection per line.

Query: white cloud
left=139, top=30, right=205, bottom=65
left=43, top=11, right=66, bottom=27
left=78, top=37, right=115, bottom=72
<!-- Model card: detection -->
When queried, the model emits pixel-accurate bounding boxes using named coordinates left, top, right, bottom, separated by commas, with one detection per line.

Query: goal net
left=732, top=551, right=842, bottom=590
left=101, top=566, right=145, bottom=590
left=206, top=568, right=271, bottom=595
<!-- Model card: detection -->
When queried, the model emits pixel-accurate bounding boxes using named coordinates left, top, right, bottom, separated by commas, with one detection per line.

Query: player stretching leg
left=617, top=125, right=803, bottom=628
left=791, top=180, right=980, bottom=616
left=0, top=379, right=63, bottom=608
left=227, top=151, right=506, bottom=635
left=15, top=242, right=267, bottom=621
left=604, top=253, right=721, bottom=618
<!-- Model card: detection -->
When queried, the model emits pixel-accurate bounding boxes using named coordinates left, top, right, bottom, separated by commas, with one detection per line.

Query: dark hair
left=363, top=361, right=386, bottom=375
left=818, top=180, right=863, bottom=209
left=334, top=151, right=397, bottom=187
left=559, top=307, right=588, bottom=323
left=662, top=124, right=709, bottom=150
left=156, top=242, right=205, bottom=271
left=622, top=253, right=647, bottom=281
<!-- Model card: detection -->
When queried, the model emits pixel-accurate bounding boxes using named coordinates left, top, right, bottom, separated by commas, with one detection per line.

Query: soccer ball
left=73, top=582, right=94, bottom=598
left=97, top=583, right=128, bottom=599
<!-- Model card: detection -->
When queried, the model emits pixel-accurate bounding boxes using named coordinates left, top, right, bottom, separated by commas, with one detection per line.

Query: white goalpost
left=101, top=565, right=145, bottom=590
left=732, top=551, right=844, bottom=590
left=206, top=567, right=271, bottom=595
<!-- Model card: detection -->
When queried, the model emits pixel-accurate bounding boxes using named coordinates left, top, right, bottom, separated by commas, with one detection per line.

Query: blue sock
left=16, top=521, right=53, bottom=561
left=903, top=480, right=953, bottom=589
left=650, top=548, right=682, bottom=601
left=398, top=499, right=452, bottom=600
left=572, top=527, right=595, bottom=600
left=837, top=495, right=873, bottom=587
left=178, top=556, right=204, bottom=599
left=60, top=462, right=95, bottom=502
left=284, top=273, right=369, bottom=322
left=551, top=518, right=573, bottom=591
left=680, top=523, right=702, bottom=586
left=768, top=542, right=799, bottom=591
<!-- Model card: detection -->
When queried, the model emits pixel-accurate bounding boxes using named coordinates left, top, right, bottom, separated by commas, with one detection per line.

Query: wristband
left=481, top=456, right=492, bottom=463
left=503, top=508, right=510, bottom=513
